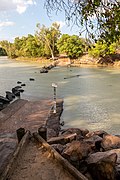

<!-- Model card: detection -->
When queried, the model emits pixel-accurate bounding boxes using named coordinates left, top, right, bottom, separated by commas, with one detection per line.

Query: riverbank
left=71, top=53, right=120, bottom=67
left=15, top=53, right=120, bottom=68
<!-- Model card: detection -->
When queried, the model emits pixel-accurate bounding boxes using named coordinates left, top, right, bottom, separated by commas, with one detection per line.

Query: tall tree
left=57, top=34, right=85, bottom=58
left=0, top=40, right=13, bottom=57
left=44, top=0, right=120, bottom=43
left=0, top=47, right=7, bottom=56
left=36, top=22, right=61, bottom=59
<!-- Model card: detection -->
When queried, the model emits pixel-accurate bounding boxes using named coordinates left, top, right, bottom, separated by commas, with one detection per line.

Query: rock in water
left=6, top=91, right=15, bottom=101
left=0, top=95, right=10, bottom=104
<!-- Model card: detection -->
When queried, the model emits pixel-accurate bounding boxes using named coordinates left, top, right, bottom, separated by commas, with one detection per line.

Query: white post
left=52, top=83, right=57, bottom=113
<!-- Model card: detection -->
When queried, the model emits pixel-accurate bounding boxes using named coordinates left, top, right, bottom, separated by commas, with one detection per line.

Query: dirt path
left=9, top=139, right=75, bottom=180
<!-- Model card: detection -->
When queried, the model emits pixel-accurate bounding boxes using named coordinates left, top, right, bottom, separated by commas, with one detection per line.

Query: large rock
left=84, top=135, right=103, bottom=152
left=61, top=140, right=95, bottom=171
left=62, top=128, right=86, bottom=136
left=40, top=67, right=48, bottom=73
left=62, top=140, right=94, bottom=169
left=0, top=96, right=10, bottom=104
left=86, top=130, right=108, bottom=138
left=116, top=164, right=120, bottom=180
left=101, top=134, right=120, bottom=151
left=0, top=102, right=3, bottom=110
left=12, top=86, right=22, bottom=97
left=86, top=152, right=117, bottom=180
left=106, top=149, right=120, bottom=179
left=51, top=144, right=66, bottom=154
left=6, top=91, right=15, bottom=101
left=47, top=133, right=77, bottom=145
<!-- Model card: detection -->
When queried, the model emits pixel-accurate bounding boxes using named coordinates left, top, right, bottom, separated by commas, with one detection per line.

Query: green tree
left=57, top=34, right=85, bottom=58
left=12, top=35, right=45, bottom=58
left=19, top=35, right=44, bottom=57
left=45, top=0, right=120, bottom=43
left=36, top=22, right=61, bottom=59
left=0, top=40, right=10, bottom=55
left=88, top=41, right=117, bottom=58
left=0, top=40, right=15, bottom=58
left=0, top=47, right=7, bottom=56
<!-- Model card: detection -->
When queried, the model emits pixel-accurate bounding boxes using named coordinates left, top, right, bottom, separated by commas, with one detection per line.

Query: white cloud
left=0, top=21, right=15, bottom=27
left=56, top=21, right=65, bottom=28
left=0, top=0, right=36, bottom=14
left=16, top=4, right=27, bottom=14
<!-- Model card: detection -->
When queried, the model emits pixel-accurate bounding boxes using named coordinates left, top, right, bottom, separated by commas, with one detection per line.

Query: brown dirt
left=0, top=99, right=52, bottom=177
left=9, top=139, right=76, bottom=180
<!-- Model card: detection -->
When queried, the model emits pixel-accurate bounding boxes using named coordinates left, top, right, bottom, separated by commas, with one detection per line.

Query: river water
left=0, top=57, right=120, bottom=135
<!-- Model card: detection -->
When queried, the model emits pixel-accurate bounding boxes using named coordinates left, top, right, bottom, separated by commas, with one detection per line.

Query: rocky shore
left=47, top=127, right=120, bottom=180
left=43, top=101, right=120, bottom=180
left=70, top=53, right=120, bottom=67
left=12, top=53, right=120, bottom=68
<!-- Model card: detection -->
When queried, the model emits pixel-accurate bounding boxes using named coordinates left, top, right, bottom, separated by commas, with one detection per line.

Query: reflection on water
left=0, top=57, right=120, bottom=135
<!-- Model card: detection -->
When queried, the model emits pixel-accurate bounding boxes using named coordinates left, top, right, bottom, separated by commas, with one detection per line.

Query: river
left=0, top=56, right=120, bottom=135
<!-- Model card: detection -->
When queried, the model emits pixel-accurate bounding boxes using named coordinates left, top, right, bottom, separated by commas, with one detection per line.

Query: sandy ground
left=9, top=139, right=75, bottom=180
left=0, top=99, right=52, bottom=177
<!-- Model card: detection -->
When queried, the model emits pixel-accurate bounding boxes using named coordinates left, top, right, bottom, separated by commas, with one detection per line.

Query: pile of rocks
left=47, top=128, right=120, bottom=180
left=0, top=81, right=26, bottom=111
left=0, top=77, right=36, bottom=111
left=40, top=63, right=56, bottom=73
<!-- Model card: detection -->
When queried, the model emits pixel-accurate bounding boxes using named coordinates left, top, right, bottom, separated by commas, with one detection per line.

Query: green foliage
left=45, top=0, right=120, bottom=43
left=57, top=34, right=85, bottom=58
left=88, top=41, right=117, bottom=58
left=0, top=21, right=119, bottom=61
left=36, top=22, right=61, bottom=59
left=0, top=23, right=61, bottom=59
left=0, top=47, right=7, bottom=56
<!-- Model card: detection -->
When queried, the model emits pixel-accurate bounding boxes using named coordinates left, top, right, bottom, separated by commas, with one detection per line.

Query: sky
left=0, top=0, right=80, bottom=42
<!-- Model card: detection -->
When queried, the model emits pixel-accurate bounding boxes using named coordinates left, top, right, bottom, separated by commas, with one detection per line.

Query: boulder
left=80, top=129, right=89, bottom=137
left=105, top=148, right=120, bottom=179
left=51, top=144, right=66, bottom=154
left=0, top=102, right=3, bottom=110
left=62, top=140, right=94, bottom=170
left=17, top=81, right=22, bottom=84
left=29, top=78, right=35, bottom=81
left=40, top=68, right=48, bottom=73
left=12, top=86, right=22, bottom=97
left=0, top=95, right=10, bottom=104
left=12, top=89, right=20, bottom=97
left=6, top=91, right=15, bottom=101
left=19, top=89, right=24, bottom=93
left=116, top=164, right=120, bottom=180
left=12, top=86, right=21, bottom=93
left=101, top=134, right=120, bottom=151
left=21, top=83, right=26, bottom=86
left=61, top=128, right=87, bottom=140
left=84, top=135, right=103, bottom=151
left=86, top=130, right=108, bottom=138
left=86, top=152, right=117, bottom=180
left=61, top=128, right=83, bottom=136
left=47, top=133, right=77, bottom=145
left=62, top=140, right=94, bottom=162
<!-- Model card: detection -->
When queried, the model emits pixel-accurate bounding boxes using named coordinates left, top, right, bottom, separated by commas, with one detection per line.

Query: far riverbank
left=15, top=53, right=120, bottom=68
